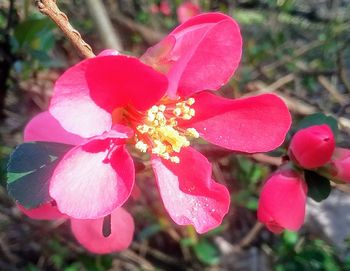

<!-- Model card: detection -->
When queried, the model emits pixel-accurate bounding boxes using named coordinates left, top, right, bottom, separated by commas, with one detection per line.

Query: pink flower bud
left=328, top=148, right=350, bottom=182
left=257, top=169, right=307, bottom=233
left=289, top=124, right=335, bottom=169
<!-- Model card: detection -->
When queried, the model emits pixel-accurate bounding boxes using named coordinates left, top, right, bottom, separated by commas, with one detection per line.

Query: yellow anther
left=135, top=141, right=148, bottom=152
left=150, top=105, right=159, bottom=113
left=186, top=128, right=199, bottom=138
left=182, top=106, right=190, bottom=114
left=156, top=112, right=166, bottom=122
left=189, top=108, right=195, bottom=117
left=158, top=104, right=166, bottom=112
left=173, top=108, right=181, bottom=117
left=136, top=124, right=150, bottom=134
left=162, top=153, right=170, bottom=160
left=187, top=98, right=195, bottom=105
left=158, top=126, right=189, bottom=152
left=170, top=156, right=180, bottom=163
left=134, top=98, right=199, bottom=163
left=182, top=114, right=192, bottom=120
left=147, top=111, right=155, bottom=121
left=169, top=118, right=178, bottom=126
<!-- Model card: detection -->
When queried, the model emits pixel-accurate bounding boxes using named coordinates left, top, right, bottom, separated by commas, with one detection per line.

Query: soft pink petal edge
left=24, top=111, right=84, bottom=145
left=71, top=207, right=134, bottom=254
left=49, top=138, right=134, bottom=219
left=152, top=147, right=230, bottom=233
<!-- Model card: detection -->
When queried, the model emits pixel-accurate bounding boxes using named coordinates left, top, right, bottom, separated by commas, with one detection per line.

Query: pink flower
left=327, top=148, right=350, bottom=182
left=257, top=169, right=307, bottom=233
left=18, top=203, right=134, bottom=254
left=25, top=13, right=291, bottom=235
left=177, top=1, right=201, bottom=23
left=150, top=1, right=171, bottom=16
left=160, top=1, right=171, bottom=16
left=289, top=124, right=335, bottom=169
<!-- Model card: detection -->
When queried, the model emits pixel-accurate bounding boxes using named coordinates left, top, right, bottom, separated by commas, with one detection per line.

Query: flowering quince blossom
left=289, top=124, right=335, bottom=169
left=22, top=12, right=291, bottom=248
left=327, top=148, right=350, bottom=182
left=177, top=1, right=201, bottom=23
left=257, top=169, right=307, bottom=234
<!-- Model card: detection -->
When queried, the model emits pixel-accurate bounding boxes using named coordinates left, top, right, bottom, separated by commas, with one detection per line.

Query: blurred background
left=1, top=0, right=350, bottom=270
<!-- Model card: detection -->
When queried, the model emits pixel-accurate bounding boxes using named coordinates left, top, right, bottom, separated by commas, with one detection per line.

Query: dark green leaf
left=296, top=113, right=338, bottom=136
left=304, top=170, right=331, bottom=202
left=7, top=142, right=72, bottom=208
left=13, top=17, right=55, bottom=51
left=193, top=239, right=220, bottom=265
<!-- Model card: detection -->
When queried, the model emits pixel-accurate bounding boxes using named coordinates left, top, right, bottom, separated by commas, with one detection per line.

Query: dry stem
left=35, top=0, right=95, bottom=58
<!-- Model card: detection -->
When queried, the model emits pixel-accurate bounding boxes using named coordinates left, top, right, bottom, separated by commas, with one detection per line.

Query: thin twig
left=35, top=0, right=95, bottom=58
left=318, top=75, right=347, bottom=105
left=238, top=222, right=264, bottom=249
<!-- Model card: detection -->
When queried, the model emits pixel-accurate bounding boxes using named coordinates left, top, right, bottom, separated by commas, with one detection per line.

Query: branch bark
left=35, top=0, right=95, bottom=58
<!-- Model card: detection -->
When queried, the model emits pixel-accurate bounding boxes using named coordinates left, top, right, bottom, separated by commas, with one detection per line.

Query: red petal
left=289, top=124, right=335, bottom=169
left=50, top=55, right=167, bottom=138
left=17, top=203, right=67, bottom=220
left=24, top=111, right=84, bottom=145
left=71, top=208, right=134, bottom=254
left=152, top=147, right=230, bottom=233
left=142, top=13, right=242, bottom=97
left=85, top=55, right=168, bottom=112
left=50, top=136, right=134, bottom=219
left=183, top=92, right=291, bottom=153
left=257, top=170, right=307, bottom=232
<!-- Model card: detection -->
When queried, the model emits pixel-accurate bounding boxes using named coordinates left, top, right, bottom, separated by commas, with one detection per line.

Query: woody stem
left=35, top=0, right=95, bottom=58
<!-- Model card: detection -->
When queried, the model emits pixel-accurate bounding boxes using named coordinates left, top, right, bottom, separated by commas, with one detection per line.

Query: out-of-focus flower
left=18, top=204, right=134, bottom=254
left=327, top=148, right=350, bottom=182
left=258, top=169, right=307, bottom=233
left=160, top=0, right=171, bottom=16
left=289, top=124, right=335, bottom=169
left=150, top=1, right=171, bottom=16
left=22, top=13, right=291, bottom=250
left=177, top=1, right=201, bottom=23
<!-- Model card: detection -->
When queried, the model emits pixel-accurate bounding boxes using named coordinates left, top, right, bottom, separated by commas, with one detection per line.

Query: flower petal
left=152, top=147, right=230, bottom=233
left=17, top=203, right=67, bottom=220
left=50, top=59, right=112, bottom=138
left=24, top=111, right=84, bottom=145
left=183, top=92, right=291, bottom=153
left=50, top=137, right=134, bottom=219
left=97, top=49, right=119, bottom=56
left=142, top=13, right=242, bottom=97
left=289, top=124, right=335, bottom=169
left=257, top=169, right=307, bottom=232
left=85, top=55, right=168, bottom=112
left=71, top=208, right=134, bottom=254
left=50, top=55, right=167, bottom=138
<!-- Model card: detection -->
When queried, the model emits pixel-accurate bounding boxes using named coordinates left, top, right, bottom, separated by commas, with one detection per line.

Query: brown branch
left=35, top=0, right=95, bottom=58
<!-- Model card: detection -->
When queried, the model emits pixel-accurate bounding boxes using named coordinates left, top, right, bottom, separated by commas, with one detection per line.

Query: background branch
left=35, top=0, right=95, bottom=58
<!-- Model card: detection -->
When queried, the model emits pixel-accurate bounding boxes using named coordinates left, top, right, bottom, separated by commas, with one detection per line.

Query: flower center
left=120, top=98, right=199, bottom=163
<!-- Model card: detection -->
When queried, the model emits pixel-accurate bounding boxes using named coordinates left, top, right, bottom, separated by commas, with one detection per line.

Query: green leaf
left=193, top=239, right=220, bottom=265
left=296, top=113, right=338, bottom=136
left=304, top=170, right=331, bottom=202
left=12, top=17, right=55, bottom=51
left=7, top=142, right=72, bottom=208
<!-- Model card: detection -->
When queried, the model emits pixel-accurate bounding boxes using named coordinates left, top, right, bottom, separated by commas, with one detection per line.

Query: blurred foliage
left=273, top=231, right=344, bottom=271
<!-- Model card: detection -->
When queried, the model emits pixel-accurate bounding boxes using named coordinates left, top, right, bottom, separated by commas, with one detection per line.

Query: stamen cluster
left=134, top=98, right=199, bottom=163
